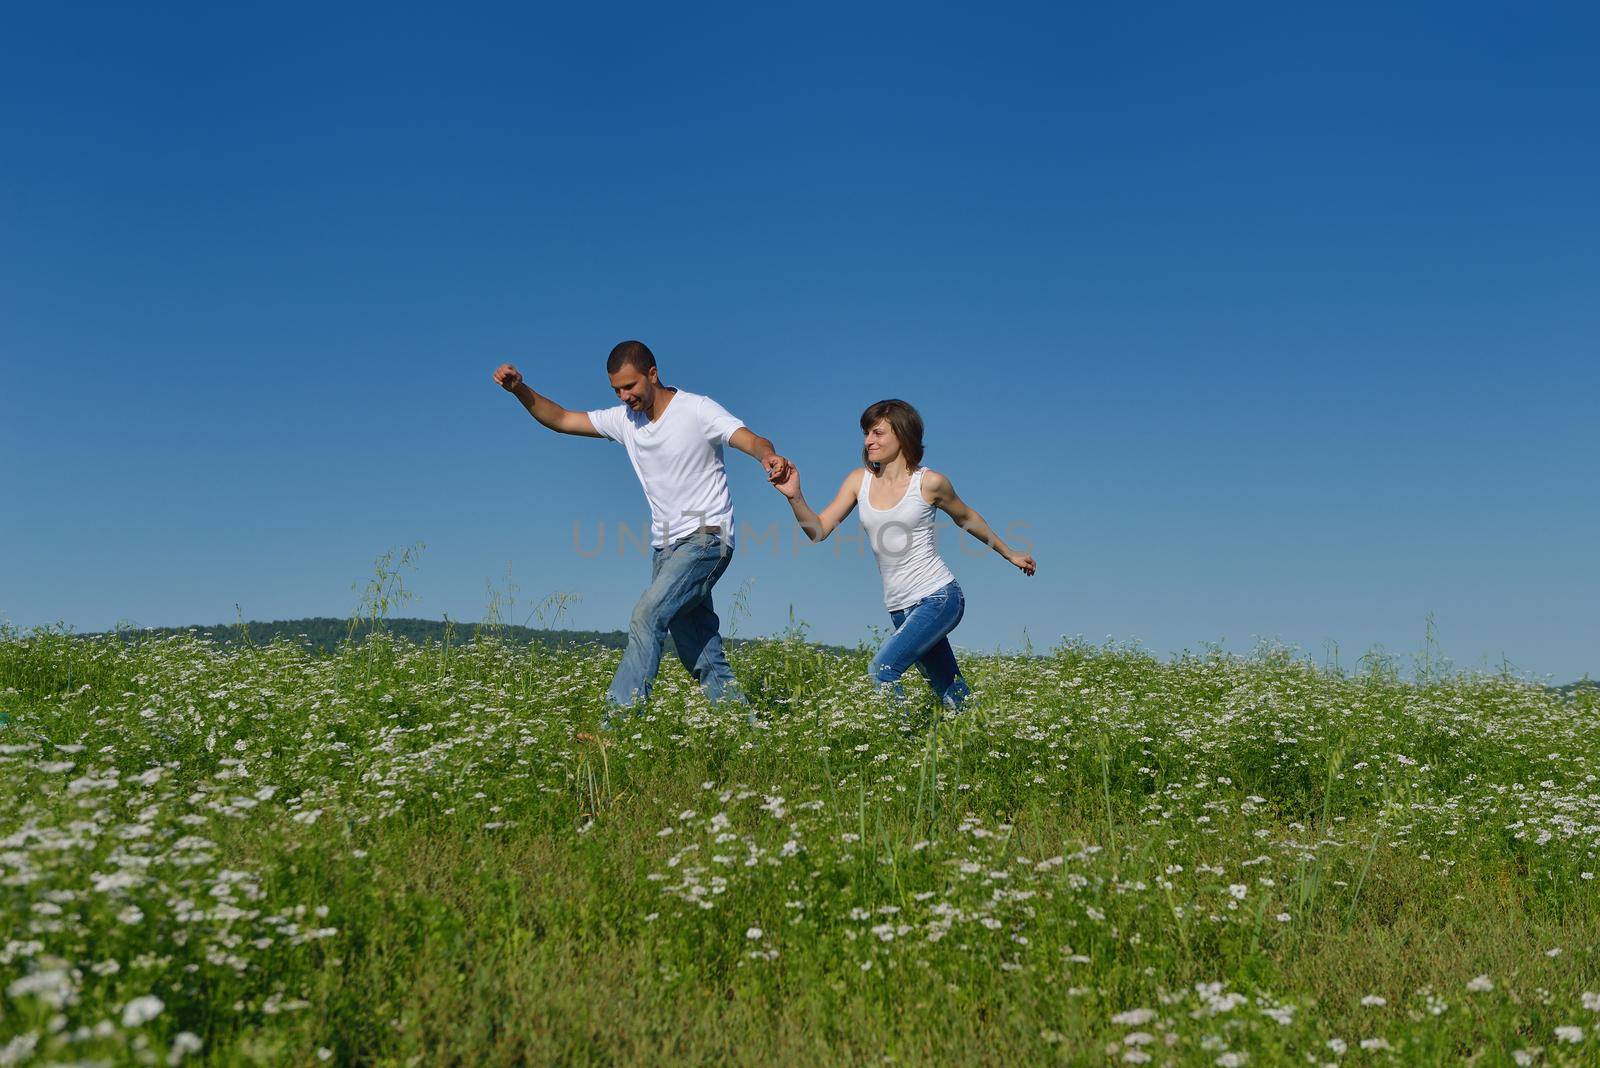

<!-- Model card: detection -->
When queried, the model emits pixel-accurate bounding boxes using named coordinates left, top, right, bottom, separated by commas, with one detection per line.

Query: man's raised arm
left=492, top=363, right=601, bottom=437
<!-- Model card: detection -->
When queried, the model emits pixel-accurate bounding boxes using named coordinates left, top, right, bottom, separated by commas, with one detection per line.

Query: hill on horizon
left=79, top=616, right=858, bottom=659
left=59, top=617, right=1599, bottom=693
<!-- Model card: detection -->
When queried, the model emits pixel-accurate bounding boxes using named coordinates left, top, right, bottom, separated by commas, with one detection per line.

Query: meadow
left=1, top=623, right=1597, bottom=1066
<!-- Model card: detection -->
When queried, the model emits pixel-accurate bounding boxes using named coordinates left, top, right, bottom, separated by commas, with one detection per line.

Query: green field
left=1, top=626, right=1597, bottom=1065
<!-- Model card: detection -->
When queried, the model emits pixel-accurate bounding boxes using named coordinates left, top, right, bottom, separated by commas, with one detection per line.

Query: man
left=492, top=340, right=790, bottom=725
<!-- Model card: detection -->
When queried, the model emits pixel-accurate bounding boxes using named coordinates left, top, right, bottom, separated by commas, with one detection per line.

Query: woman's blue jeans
left=604, top=530, right=748, bottom=719
left=869, top=580, right=972, bottom=709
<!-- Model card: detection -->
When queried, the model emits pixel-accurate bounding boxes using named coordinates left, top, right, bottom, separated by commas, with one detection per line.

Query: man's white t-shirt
left=587, top=389, right=746, bottom=549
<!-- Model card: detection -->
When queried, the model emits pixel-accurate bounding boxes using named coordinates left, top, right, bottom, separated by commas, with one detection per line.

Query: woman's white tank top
left=858, top=467, right=957, bottom=611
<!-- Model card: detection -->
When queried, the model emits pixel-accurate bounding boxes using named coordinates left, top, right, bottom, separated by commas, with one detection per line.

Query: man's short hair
left=607, top=340, right=657, bottom=375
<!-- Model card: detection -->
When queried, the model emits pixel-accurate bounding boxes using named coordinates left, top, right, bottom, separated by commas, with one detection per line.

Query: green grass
left=1, top=627, right=1597, bottom=1065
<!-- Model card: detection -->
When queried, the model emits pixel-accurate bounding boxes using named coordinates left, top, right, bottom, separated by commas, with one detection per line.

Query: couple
left=492, top=340, right=1035, bottom=726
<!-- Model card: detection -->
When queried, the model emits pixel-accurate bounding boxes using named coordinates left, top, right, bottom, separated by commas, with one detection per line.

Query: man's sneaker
left=598, top=704, right=632, bottom=733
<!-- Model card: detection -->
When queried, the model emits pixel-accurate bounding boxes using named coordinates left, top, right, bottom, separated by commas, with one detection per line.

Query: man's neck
left=647, top=386, right=678, bottom=422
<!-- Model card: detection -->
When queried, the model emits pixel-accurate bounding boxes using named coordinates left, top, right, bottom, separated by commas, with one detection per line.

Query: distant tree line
left=88, top=617, right=858, bottom=658
left=94, top=617, right=632, bottom=655
left=74, top=619, right=1598, bottom=691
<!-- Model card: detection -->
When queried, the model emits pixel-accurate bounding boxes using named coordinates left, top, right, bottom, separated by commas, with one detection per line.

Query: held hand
left=1008, top=550, right=1037, bottom=577
left=773, top=465, right=802, bottom=499
left=763, top=453, right=793, bottom=485
left=492, top=363, right=524, bottom=392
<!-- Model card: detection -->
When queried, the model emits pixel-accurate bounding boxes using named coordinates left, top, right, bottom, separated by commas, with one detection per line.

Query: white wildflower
left=121, top=995, right=164, bottom=1027
left=168, top=1031, right=203, bottom=1064
left=7, top=969, right=74, bottom=1009
left=1, top=1034, right=40, bottom=1066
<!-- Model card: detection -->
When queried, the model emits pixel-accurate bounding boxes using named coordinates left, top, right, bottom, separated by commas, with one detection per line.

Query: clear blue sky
left=2, top=2, right=1596, bottom=681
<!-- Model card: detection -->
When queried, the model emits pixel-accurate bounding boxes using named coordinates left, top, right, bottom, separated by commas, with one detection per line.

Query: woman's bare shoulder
left=919, top=468, right=950, bottom=494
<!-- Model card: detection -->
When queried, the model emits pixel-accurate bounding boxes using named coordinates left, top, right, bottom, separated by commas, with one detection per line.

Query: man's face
left=608, top=363, right=659, bottom=412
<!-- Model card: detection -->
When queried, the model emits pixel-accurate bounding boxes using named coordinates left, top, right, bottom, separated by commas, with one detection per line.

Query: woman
left=775, top=399, right=1036, bottom=709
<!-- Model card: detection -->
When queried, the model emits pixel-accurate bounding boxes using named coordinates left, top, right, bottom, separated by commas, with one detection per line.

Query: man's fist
left=492, top=363, right=524, bottom=392
left=763, top=454, right=793, bottom=485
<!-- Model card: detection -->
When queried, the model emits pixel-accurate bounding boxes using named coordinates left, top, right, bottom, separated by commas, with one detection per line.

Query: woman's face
left=864, top=419, right=901, bottom=465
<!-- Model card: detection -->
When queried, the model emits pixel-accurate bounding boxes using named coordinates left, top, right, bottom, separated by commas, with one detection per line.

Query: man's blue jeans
left=869, top=580, right=972, bottom=709
left=604, top=530, right=748, bottom=717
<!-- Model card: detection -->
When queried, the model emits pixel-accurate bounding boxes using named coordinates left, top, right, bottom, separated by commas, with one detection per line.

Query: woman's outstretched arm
left=922, top=470, right=1037, bottom=576
left=776, top=468, right=863, bottom=543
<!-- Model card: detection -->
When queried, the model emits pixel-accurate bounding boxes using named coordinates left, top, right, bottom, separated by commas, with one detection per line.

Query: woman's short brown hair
left=859, top=399, right=925, bottom=470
